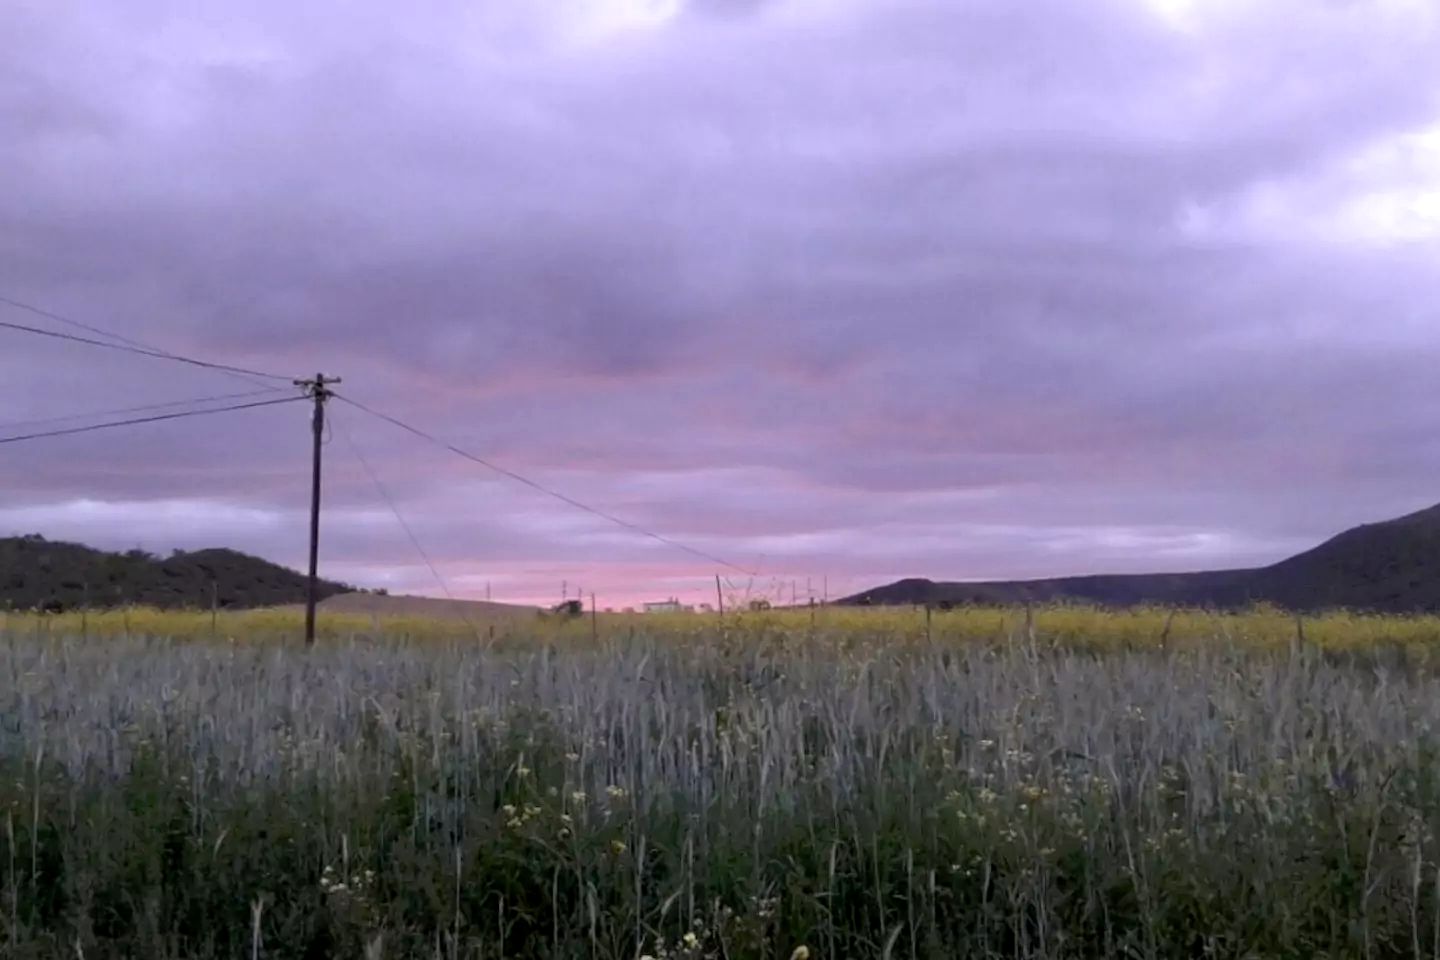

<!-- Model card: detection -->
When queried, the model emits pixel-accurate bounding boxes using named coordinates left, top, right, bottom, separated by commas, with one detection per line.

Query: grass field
left=10, top=599, right=1440, bottom=652
left=4, top=605, right=1440, bottom=958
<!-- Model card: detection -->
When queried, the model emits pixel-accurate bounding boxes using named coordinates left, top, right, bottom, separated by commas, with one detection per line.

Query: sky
left=2, top=0, right=1440, bottom=608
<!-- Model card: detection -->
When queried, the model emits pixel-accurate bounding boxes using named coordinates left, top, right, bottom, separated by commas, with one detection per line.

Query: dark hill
left=0, top=534, right=354, bottom=611
left=840, top=503, right=1440, bottom=614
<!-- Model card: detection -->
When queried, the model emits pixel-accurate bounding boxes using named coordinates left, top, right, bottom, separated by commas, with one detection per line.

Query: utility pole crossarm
left=295, top=373, right=341, bottom=645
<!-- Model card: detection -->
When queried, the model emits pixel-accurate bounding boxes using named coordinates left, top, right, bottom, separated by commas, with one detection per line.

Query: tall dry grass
left=2, top=618, right=1439, bottom=957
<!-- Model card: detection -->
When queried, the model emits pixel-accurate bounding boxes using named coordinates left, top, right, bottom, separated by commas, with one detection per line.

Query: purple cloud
left=2, top=0, right=1439, bottom=605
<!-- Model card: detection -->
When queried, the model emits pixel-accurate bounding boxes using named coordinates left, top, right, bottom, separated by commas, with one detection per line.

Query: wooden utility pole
left=296, top=373, right=340, bottom=644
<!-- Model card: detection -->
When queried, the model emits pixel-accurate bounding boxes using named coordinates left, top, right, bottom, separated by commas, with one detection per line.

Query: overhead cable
left=334, top=408, right=462, bottom=604
left=0, top=387, right=288, bottom=432
left=0, top=395, right=305, bottom=446
left=1, top=292, right=182, bottom=352
left=0, top=315, right=294, bottom=383
left=0, top=292, right=287, bottom=390
left=335, top=393, right=757, bottom=577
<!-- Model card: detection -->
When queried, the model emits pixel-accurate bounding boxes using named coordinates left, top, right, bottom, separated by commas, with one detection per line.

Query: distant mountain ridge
left=840, top=503, right=1440, bottom=614
left=0, top=534, right=354, bottom=611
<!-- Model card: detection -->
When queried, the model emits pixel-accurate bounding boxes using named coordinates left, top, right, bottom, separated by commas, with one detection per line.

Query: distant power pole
left=296, top=373, right=341, bottom=645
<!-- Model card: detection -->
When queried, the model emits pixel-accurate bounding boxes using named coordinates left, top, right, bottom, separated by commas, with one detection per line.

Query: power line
left=333, top=409, right=461, bottom=603
left=0, top=293, right=169, bottom=351
left=0, top=315, right=294, bottom=383
left=0, top=387, right=288, bottom=432
left=335, top=408, right=487, bottom=642
left=0, top=395, right=305, bottom=446
left=0, top=292, right=285, bottom=390
left=335, top=393, right=757, bottom=577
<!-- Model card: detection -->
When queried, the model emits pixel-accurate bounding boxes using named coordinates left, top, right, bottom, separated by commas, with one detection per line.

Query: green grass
left=3, top=626, right=1440, bottom=958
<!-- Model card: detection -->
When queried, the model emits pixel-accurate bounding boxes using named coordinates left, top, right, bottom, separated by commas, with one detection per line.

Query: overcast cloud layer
left=3, top=0, right=1440, bottom=606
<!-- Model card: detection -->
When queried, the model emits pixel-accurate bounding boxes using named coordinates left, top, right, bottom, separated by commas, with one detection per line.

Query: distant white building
left=643, top=598, right=685, bottom=613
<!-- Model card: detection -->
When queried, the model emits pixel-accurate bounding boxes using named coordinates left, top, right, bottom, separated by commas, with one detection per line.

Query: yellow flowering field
left=9, top=599, right=1440, bottom=654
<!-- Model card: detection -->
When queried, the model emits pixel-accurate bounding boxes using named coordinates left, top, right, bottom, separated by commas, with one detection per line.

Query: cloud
left=1, top=0, right=1439, bottom=604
